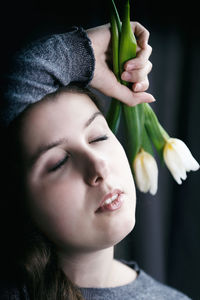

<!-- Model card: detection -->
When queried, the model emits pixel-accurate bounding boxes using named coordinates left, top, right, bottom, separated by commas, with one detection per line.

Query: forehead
left=19, top=92, right=99, bottom=154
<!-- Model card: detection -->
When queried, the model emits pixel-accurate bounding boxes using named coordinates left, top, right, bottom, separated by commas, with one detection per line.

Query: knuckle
left=139, top=72, right=145, bottom=82
left=142, top=78, right=149, bottom=90
left=132, top=71, right=140, bottom=82
left=145, top=29, right=150, bottom=38
left=134, top=21, right=140, bottom=27
left=136, top=78, right=149, bottom=92
left=127, top=101, right=133, bottom=107
left=148, top=61, right=153, bottom=72
left=123, top=96, right=132, bottom=106
left=129, top=100, right=138, bottom=107
left=147, top=44, right=152, bottom=55
left=134, top=60, right=144, bottom=69
left=145, top=78, right=150, bottom=90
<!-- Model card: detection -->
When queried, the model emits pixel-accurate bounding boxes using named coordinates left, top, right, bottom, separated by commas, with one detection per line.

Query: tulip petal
left=171, top=138, right=199, bottom=172
left=143, top=153, right=158, bottom=195
left=133, top=150, right=158, bottom=194
left=134, top=153, right=150, bottom=193
left=163, top=138, right=199, bottom=184
left=163, top=141, right=186, bottom=184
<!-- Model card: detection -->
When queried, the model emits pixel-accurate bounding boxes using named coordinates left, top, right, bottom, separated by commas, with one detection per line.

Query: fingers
left=132, top=78, right=149, bottom=92
left=131, top=21, right=150, bottom=49
left=121, top=60, right=152, bottom=84
left=121, top=34, right=152, bottom=91
left=105, top=80, right=155, bottom=106
left=124, top=44, right=152, bottom=70
left=125, top=91, right=155, bottom=106
left=88, top=22, right=155, bottom=107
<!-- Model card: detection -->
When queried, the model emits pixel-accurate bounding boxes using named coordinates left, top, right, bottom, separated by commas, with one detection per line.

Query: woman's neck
left=57, top=246, right=137, bottom=288
left=58, top=246, right=116, bottom=288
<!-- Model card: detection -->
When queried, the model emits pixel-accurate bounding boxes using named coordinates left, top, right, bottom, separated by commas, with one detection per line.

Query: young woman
left=0, top=23, right=191, bottom=299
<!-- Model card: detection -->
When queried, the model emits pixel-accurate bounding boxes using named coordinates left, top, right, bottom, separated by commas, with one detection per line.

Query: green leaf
left=106, top=98, right=122, bottom=134
left=106, top=0, right=122, bottom=133
left=110, top=0, right=122, bottom=35
left=118, top=0, right=142, bottom=164
left=110, top=1, right=121, bottom=80
left=119, top=0, right=137, bottom=85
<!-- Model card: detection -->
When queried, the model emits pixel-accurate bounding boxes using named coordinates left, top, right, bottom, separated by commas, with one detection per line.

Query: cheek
left=111, top=139, right=134, bottom=179
left=112, top=140, right=136, bottom=220
left=25, top=176, right=85, bottom=243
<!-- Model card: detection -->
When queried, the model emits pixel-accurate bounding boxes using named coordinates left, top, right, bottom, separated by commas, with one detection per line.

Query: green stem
left=123, top=104, right=143, bottom=163
left=144, top=103, right=170, bottom=158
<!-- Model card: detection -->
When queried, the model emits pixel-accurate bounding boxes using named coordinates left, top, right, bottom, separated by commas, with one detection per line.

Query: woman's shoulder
left=80, top=260, right=192, bottom=300
left=124, top=261, right=192, bottom=300
left=110, top=259, right=138, bottom=287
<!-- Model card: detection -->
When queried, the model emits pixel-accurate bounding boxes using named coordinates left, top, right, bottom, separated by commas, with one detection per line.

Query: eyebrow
left=84, top=111, right=103, bottom=128
left=29, top=111, right=103, bottom=167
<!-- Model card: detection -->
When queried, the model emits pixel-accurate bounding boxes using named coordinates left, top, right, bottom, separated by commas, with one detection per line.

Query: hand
left=87, top=23, right=155, bottom=106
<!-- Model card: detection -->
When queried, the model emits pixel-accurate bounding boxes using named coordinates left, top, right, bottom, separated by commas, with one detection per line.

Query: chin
left=114, top=217, right=135, bottom=245
left=101, top=215, right=136, bottom=249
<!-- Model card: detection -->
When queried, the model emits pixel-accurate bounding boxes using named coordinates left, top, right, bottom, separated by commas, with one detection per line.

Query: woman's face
left=19, top=91, right=136, bottom=254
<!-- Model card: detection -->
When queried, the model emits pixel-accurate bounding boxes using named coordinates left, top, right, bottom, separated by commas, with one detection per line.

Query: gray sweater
left=1, top=26, right=94, bottom=126
left=0, top=262, right=192, bottom=299
left=80, top=261, right=191, bottom=300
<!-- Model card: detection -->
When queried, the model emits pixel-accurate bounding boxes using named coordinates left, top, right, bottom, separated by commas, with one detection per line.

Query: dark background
left=0, top=1, right=200, bottom=299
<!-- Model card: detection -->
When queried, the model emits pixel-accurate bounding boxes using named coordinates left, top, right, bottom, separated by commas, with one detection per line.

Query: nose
left=82, top=151, right=109, bottom=186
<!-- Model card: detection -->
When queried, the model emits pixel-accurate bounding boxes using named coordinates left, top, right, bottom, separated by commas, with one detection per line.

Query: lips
left=95, top=189, right=124, bottom=213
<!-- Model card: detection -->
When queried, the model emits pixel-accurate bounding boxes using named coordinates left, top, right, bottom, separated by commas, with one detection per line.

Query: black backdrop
left=0, top=1, right=200, bottom=299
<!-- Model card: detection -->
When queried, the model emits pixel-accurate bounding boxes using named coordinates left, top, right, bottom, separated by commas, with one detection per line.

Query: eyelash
left=49, top=135, right=109, bottom=172
left=48, top=155, right=69, bottom=172
left=89, top=134, right=109, bottom=144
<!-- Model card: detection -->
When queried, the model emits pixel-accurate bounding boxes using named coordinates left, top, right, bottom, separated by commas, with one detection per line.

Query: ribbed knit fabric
left=0, top=26, right=95, bottom=127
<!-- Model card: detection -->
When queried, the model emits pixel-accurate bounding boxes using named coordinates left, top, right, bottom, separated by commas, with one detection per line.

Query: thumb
left=105, top=81, right=155, bottom=106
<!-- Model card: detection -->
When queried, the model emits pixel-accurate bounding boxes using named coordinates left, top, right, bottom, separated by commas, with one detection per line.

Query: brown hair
left=0, top=85, right=104, bottom=299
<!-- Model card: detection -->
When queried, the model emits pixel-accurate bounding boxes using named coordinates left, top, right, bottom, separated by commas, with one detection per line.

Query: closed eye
left=90, top=135, right=109, bottom=144
left=48, top=155, right=69, bottom=172
left=48, top=135, right=108, bottom=172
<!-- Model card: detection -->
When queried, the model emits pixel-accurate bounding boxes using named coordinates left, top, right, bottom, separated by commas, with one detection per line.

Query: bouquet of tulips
left=106, top=0, right=199, bottom=195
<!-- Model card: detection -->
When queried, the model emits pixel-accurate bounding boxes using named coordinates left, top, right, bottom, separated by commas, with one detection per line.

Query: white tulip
left=133, top=149, right=158, bottom=195
left=163, top=138, right=199, bottom=184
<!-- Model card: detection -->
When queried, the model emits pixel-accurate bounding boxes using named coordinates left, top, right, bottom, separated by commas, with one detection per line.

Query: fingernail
left=122, top=72, right=132, bottom=81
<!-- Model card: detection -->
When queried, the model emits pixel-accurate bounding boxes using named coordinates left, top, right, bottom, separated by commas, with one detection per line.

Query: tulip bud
left=163, top=138, right=199, bottom=184
left=133, top=149, right=158, bottom=195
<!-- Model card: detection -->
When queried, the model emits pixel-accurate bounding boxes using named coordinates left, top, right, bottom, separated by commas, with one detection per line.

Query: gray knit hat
left=0, top=27, right=94, bottom=127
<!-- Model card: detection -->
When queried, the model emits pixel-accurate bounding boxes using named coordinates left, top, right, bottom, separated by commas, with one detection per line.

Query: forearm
left=2, top=27, right=95, bottom=126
